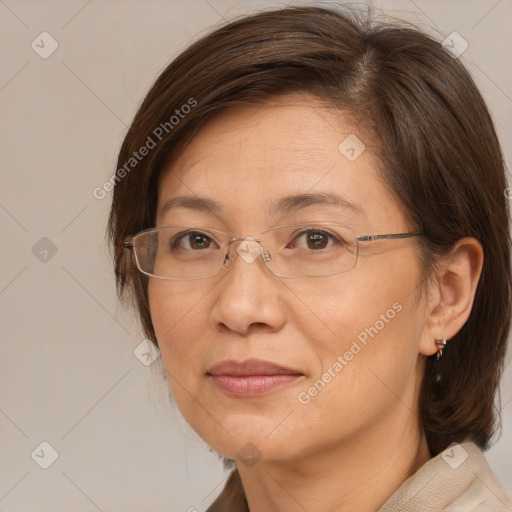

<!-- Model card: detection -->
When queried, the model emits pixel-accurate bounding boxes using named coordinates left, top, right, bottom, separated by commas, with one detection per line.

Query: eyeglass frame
left=123, top=223, right=427, bottom=280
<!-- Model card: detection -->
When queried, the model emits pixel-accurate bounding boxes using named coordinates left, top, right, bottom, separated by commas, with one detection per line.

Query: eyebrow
left=269, top=192, right=365, bottom=218
left=160, top=192, right=365, bottom=218
left=160, top=196, right=223, bottom=216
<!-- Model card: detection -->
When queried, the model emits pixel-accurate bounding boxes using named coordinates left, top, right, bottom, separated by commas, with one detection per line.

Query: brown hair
left=108, top=4, right=511, bottom=456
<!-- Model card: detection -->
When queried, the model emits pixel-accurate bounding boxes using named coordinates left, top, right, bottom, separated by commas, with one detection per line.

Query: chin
left=189, top=411, right=292, bottom=461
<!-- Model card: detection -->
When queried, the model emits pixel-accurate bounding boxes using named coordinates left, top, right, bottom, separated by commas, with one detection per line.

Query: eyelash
left=288, top=229, right=341, bottom=248
left=171, top=229, right=343, bottom=251
left=172, top=231, right=219, bottom=250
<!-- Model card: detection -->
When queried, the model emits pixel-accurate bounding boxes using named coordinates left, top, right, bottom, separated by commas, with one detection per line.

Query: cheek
left=291, top=289, right=423, bottom=452
left=294, top=259, right=423, bottom=388
left=339, top=284, right=422, bottom=393
left=148, top=280, right=211, bottom=376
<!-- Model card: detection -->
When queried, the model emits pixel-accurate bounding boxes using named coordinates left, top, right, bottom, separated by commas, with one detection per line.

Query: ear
left=419, top=237, right=484, bottom=357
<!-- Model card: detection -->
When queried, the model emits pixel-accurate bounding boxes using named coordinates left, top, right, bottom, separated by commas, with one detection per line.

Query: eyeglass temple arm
left=356, top=231, right=426, bottom=242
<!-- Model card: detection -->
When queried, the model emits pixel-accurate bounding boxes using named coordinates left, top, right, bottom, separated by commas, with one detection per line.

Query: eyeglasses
left=123, top=223, right=426, bottom=280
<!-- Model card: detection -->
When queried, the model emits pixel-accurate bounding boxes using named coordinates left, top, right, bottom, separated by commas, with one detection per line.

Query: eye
left=288, top=229, right=339, bottom=250
left=172, top=231, right=218, bottom=250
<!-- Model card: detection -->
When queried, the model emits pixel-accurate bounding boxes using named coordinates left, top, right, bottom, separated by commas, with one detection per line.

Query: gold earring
left=435, top=338, right=447, bottom=360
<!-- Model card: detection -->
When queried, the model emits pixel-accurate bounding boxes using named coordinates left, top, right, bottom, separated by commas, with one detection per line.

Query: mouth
left=207, top=359, right=305, bottom=396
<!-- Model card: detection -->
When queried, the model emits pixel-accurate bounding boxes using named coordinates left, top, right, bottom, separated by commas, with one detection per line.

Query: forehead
left=167, top=94, right=353, bottom=178
left=157, top=94, right=406, bottom=231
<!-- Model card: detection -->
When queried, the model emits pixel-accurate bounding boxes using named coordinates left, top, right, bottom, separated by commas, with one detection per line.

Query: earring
left=435, top=338, right=447, bottom=360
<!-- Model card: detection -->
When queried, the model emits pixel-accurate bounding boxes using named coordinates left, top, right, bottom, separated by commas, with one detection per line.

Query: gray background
left=0, top=0, right=511, bottom=511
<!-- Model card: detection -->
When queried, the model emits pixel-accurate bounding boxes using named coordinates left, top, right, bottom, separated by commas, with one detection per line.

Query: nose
left=211, top=238, right=286, bottom=335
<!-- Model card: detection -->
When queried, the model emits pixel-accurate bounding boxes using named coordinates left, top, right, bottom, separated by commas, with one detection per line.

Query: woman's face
left=149, top=93, right=430, bottom=464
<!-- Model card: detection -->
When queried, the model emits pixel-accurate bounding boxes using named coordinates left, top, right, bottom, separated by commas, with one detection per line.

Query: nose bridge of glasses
left=224, top=236, right=271, bottom=268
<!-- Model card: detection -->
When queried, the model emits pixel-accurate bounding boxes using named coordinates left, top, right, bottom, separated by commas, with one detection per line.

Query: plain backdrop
left=0, top=1, right=511, bottom=511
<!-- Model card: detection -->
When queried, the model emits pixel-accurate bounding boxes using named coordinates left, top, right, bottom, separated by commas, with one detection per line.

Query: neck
left=237, top=410, right=431, bottom=512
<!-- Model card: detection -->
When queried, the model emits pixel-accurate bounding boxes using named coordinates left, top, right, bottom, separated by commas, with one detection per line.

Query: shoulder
left=380, top=441, right=512, bottom=511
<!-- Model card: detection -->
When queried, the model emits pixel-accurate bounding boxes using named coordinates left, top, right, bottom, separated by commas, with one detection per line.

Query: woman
left=109, top=5, right=512, bottom=511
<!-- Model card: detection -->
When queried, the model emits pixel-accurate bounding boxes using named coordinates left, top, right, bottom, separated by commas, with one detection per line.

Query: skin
left=148, top=93, right=483, bottom=511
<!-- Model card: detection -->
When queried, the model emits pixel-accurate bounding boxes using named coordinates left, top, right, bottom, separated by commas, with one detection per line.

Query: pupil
left=191, top=234, right=210, bottom=249
left=307, top=232, right=327, bottom=249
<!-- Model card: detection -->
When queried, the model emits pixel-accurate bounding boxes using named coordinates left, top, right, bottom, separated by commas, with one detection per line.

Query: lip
left=207, top=359, right=304, bottom=396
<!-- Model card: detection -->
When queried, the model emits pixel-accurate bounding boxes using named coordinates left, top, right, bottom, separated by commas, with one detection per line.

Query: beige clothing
left=207, top=441, right=512, bottom=511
